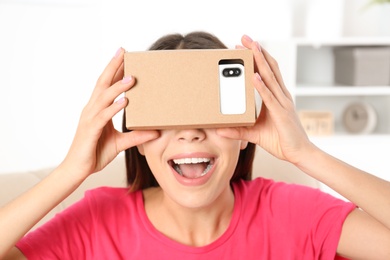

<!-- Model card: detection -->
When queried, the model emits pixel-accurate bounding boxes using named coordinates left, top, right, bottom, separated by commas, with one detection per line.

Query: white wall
left=0, top=0, right=293, bottom=172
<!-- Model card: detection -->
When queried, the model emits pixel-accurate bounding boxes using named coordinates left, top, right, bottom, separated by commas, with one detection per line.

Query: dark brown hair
left=122, top=31, right=256, bottom=192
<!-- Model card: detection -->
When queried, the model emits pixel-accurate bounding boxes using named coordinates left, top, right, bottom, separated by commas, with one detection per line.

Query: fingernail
left=116, top=97, right=126, bottom=104
left=256, top=42, right=261, bottom=52
left=255, top=72, right=262, bottom=82
left=122, top=76, right=132, bottom=84
left=115, top=47, right=123, bottom=58
left=243, top=34, right=253, bottom=42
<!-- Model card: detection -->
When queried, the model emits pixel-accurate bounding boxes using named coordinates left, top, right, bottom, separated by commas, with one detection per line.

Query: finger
left=91, top=48, right=125, bottom=100
left=243, top=39, right=290, bottom=109
left=87, top=96, right=129, bottom=135
left=253, top=72, right=283, bottom=118
left=112, top=62, right=124, bottom=86
left=98, top=47, right=124, bottom=87
left=253, top=71, right=302, bottom=150
left=216, top=127, right=249, bottom=141
left=93, top=76, right=134, bottom=115
left=217, top=71, right=285, bottom=144
left=241, top=36, right=275, bottom=87
left=235, top=45, right=246, bottom=50
left=242, top=35, right=293, bottom=102
left=241, top=35, right=254, bottom=49
left=116, top=130, right=160, bottom=153
left=260, top=47, right=293, bottom=101
left=250, top=41, right=286, bottom=105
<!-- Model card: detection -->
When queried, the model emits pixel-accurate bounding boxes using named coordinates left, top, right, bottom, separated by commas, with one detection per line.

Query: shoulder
left=232, top=177, right=290, bottom=201
left=59, top=186, right=145, bottom=232
left=232, top=178, right=355, bottom=257
left=40, top=186, right=141, bottom=223
left=85, top=186, right=134, bottom=200
left=234, top=177, right=331, bottom=200
left=62, top=186, right=142, bottom=225
left=82, top=186, right=141, bottom=213
left=233, top=177, right=354, bottom=215
left=16, top=187, right=144, bottom=259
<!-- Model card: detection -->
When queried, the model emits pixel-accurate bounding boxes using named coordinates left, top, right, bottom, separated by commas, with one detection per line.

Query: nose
left=177, top=129, right=206, bottom=143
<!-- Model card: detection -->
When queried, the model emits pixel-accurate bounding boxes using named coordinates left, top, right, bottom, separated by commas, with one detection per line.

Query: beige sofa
left=0, top=148, right=319, bottom=231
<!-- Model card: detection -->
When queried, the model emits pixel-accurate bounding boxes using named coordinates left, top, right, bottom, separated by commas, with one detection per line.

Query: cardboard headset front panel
left=124, top=49, right=256, bottom=130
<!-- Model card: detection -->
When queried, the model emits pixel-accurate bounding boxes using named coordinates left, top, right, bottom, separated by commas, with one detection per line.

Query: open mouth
left=169, top=157, right=215, bottom=179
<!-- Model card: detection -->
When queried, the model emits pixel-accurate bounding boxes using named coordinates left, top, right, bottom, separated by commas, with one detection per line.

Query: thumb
left=117, top=130, right=160, bottom=152
left=216, top=127, right=248, bottom=141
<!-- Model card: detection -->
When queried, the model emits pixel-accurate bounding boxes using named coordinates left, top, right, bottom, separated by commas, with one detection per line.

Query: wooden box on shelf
left=298, top=110, right=334, bottom=136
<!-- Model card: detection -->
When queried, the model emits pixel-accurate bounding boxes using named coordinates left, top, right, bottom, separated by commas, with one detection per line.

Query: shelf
left=293, top=37, right=390, bottom=47
left=296, top=85, right=390, bottom=97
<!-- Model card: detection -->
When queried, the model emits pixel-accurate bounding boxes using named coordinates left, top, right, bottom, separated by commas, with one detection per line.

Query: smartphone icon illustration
left=218, top=59, right=246, bottom=115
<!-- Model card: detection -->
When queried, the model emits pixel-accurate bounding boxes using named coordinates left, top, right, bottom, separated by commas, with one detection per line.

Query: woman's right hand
left=61, top=48, right=159, bottom=180
left=217, top=36, right=314, bottom=166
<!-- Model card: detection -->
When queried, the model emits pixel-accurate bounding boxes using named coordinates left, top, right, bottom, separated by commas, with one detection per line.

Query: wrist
left=290, top=141, right=323, bottom=174
left=56, top=158, right=91, bottom=186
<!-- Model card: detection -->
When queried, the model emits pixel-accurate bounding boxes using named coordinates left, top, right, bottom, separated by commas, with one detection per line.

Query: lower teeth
left=174, top=164, right=183, bottom=175
left=201, top=164, right=212, bottom=176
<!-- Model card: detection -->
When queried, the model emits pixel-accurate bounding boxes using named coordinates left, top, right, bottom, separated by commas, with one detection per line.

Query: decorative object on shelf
left=298, top=110, right=334, bottom=136
left=334, top=46, right=390, bottom=86
left=342, top=101, right=377, bottom=134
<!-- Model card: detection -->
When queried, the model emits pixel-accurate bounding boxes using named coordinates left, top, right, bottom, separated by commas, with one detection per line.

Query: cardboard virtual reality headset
left=124, top=49, right=257, bottom=130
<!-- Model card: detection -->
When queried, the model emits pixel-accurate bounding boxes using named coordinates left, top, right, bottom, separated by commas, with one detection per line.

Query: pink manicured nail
left=243, top=35, right=253, bottom=42
left=255, top=72, right=262, bottom=82
left=114, top=48, right=123, bottom=58
left=116, top=97, right=126, bottom=104
left=122, top=76, right=132, bottom=84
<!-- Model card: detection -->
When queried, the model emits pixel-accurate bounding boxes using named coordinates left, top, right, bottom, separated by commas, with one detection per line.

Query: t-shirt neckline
left=136, top=183, right=242, bottom=254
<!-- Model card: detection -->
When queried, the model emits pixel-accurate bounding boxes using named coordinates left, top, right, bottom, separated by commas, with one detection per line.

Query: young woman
left=1, top=32, right=390, bottom=259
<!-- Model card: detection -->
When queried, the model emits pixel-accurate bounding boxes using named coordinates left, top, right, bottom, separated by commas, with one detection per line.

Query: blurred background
left=0, top=0, right=389, bottom=196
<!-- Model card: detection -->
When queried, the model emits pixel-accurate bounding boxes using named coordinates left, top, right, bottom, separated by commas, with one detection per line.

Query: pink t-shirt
left=17, top=178, right=355, bottom=259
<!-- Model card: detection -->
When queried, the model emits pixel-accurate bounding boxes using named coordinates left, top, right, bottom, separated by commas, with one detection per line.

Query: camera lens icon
left=222, top=68, right=241, bottom=77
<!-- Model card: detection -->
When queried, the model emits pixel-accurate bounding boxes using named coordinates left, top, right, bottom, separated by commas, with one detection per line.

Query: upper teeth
left=173, top=158, right=211, bottom=164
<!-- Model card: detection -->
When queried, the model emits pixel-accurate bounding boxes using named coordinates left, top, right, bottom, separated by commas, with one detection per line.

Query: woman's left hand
left=217, top=35, right=315, bottom=165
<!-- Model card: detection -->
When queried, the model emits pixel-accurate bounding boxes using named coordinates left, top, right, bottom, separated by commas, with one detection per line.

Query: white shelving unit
left=264, top=37, right=390, bottom=135
left=262, top=37, right=390, bottom=199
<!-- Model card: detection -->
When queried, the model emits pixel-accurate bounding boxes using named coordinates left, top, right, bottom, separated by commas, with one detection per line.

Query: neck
left=143, top=186, right=235, bottom=247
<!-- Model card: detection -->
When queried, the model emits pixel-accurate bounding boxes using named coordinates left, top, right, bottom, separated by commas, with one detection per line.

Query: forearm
left=0, top=163, right=86, bottom=258
left=295, top=145, right=390, bottom=229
